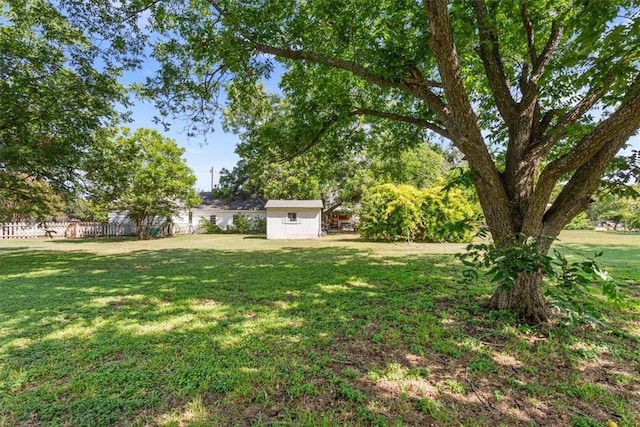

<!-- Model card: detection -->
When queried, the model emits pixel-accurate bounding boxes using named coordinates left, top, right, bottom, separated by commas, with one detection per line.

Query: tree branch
left=551, top=86, right=640, bottom=175
left=208, top=0, right=449, bottom=123
left=536, top=73, right=617, bottom=155
left=253, top=43, right=397, bottom=91
left=529, top=73, right=640, bottom=225
left=425, top=0, right=514, bottom=239
left=471, top=0, right=517, bottom=124
left=351, top=108, right=450, bottom=139
left=401, top=59, right=443, bottom=88
left=518, top=15, right=563, bottom=132
left=529, top=20, right=563, bottom=84
left=520, top=2, right=537, bottom=68
left=542, top=139, right=624, bottom=238
left=424, top=0, right=482, bottom=141
left=277, top=113, right=343, bottom=162
left=278, top=105, right=451, bottom=162
left=253, top=43, right=450, bottom=120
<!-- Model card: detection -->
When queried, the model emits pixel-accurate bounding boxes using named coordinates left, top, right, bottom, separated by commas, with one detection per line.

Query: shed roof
left=265, top=200, right=324, bottom=209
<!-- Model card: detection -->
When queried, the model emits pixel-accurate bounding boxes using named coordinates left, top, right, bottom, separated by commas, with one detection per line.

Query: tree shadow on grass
left=595, top=231, right=640, bottom=236
left=49, top=236, right=139, bottom=244
left=0, top=246, right=29, bottom=252
left=1, top=245, right=638, bottom=426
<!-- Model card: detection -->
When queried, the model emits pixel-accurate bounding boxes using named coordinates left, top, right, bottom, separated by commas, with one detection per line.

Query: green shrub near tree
left=230, top=214, right=251, bottom=234
left=358, top=184, right=423, bottom=242
left=564, top=212, right=594, bottom=230
left=419, top=187, right=477, bottom=243
left=359, top=183, right=478, bottom=243
left=253, top=217, right=267, bottom=234
left=199, top=217, right=222, bottom=234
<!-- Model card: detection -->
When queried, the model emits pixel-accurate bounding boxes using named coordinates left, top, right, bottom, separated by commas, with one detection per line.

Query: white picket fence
left=0, top=221, right=138, bottom=239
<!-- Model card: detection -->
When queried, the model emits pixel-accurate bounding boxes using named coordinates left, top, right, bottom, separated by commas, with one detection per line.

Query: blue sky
left=125, top=97, right=240, bottom=192
left=121, top=59, right=284, bottom=192
left=120, top=57, right=243, bottom=192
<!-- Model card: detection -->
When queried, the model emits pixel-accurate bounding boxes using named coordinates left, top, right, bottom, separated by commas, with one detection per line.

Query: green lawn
left=1, top=231, right=638, bottom=426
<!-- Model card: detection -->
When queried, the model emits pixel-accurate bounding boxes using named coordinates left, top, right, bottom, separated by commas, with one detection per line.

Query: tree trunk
left=136, top=217, right=143, bottom=240
left=489, top=271, right=551, bottom=324
left=135, top=217, right=151, bottom=240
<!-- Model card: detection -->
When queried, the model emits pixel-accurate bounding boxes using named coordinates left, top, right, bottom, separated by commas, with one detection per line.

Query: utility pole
left=209, top=167, right=214, bottom=191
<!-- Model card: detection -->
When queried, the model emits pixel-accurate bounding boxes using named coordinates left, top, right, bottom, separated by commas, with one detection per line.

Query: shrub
left=358, top=184, right=423, bottom=241
left=253, top=217, right=267, bottom=234
left=565, top=213, right=594, bottom=230
left=233, top=214, right=250, bottom=234
left=359, top=183, right=478, bottom=242
left=198, top=217, right=221, bottom=234
left=419, top=187, right=477, bottom=242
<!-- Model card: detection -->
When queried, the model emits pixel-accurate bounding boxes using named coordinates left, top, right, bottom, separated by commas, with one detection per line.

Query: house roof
left=265, top=200, right=324, bottom=209
left=196, top=192, right=266, bottom=210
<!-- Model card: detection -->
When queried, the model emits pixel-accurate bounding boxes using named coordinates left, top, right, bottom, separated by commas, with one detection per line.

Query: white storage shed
left=265, top=200, right=323, bottom=239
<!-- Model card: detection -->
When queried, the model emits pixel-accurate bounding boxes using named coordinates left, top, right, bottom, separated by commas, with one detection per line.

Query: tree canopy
left=587, top=185, right=640, bottom=230
left=60, top=0, right=640, bottom=322
left=86, top=128, right=200, bottom=240
left=218, top=84, right=449, bottom=211
left=0, top=0, right=126, bottom=221
left=215, top=139, right=448, bottom=214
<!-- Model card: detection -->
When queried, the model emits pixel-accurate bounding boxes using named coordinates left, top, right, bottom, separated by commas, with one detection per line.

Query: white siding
left=107, top=211, right=130, bottom=222
left=108, top=209, right=267, bottom=235
left=266, top=207, right=321, bottom=239
left=191, top=208, right=266, bottom=232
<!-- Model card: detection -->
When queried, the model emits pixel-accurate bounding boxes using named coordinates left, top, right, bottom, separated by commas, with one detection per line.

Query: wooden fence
left=0, top=221, right=138, bottom=239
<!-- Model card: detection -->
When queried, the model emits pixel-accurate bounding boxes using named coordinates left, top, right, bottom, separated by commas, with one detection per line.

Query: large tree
left=86, top=128, right=200, bottom=240
left=65, top=0, right=640, bottom=322
left=219, top=83, right=374, bottom=211
left=0, top=0, right=125, bottom=220
left=0, top=176, right=65, bottom=222
left=218, top=84, right=449, bottom=215
left=215, top=142, right=448, bottom=214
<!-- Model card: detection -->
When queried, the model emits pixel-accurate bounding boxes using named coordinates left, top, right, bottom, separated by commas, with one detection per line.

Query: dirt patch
left=308, top=328, right=638, bottom=426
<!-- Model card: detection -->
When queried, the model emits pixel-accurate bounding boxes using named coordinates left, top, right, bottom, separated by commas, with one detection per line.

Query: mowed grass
left=0, top=231, right=638, bottom=426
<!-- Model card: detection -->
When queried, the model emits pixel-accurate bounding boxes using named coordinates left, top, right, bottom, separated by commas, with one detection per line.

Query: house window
left=287, top=212, right=298, bottom=223
left=188, top=212, right=193, bottom=224
left=209, top=215, right=216, bottom=224
left=232, top=214, right=239, bottom=224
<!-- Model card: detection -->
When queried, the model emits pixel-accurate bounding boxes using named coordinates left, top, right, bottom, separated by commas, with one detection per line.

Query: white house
left=109, top=193, right=267, bottom=234
left=265, top=200, right=323, bottom=239
left=174, top=193, right=267, bottom=232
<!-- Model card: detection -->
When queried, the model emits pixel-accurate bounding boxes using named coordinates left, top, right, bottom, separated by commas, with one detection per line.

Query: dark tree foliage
left=0, top=0, right=126, bottom=221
